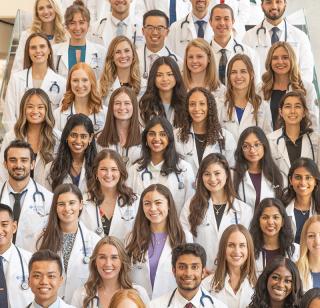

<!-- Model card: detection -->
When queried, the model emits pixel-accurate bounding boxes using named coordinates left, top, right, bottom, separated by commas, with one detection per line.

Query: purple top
left=249, top=172, right=262, bottom=209
left=148, top=232, right=167, bottom=289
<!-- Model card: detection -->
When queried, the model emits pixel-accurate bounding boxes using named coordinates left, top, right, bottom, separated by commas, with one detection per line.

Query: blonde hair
left=183, top=38, right=220, bottom=92
left=109, top=289, right=145, bottom=308
left=31, top=0, right=66, bottom=43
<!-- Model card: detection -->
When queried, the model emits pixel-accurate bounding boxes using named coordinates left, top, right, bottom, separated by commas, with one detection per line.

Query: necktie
left=0, top=256, right=8, bottom=308
left=169, top=0, right=177, bottom=25
left=149, top=54, right=159, bottom=71
left=185, top=303, right=193, bottom=308
left=10, top=190, right=26, bottom=243
left=271, top=27, right=280, bottom=45
left=116, top=21, right=126, bottom=36
left=196, top=20, right=206, bottom=38
left=219, top=49, right=228, bottom=85
left=220, top=0, right=225, bottom=3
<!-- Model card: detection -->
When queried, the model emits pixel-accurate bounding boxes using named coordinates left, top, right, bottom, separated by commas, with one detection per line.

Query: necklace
left=212, top=203, right=225, bottom=215
left=296, top=208, right=310, bottom=216
left=194, top=134, right=205, bottom=143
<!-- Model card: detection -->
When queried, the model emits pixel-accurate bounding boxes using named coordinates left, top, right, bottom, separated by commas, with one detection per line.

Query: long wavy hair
left=233, top=126, right=283, bottom=200
left=182, top=38, right=220, bottom=91
left=139, top=56, right=187, bottom=128
left=248, top=256, right=303, bottom=308
left=225, top=54, right=261, bottom=123
left=14, top=88, right=55, bottom=164
left=23, top=32, right=54, bottom=70
left=177, top=87, right=225, bottom=150
left=97, top=87, right=140, bottom=148
left=87, top=149, right=137, bottom=206
left=61, top=62, right=102, bottom=113
left=49, top=114, right=97, bottom=190
left=99, top=36, right=140, bottom=99
left=249, top=198, right=295, bottom=259
left=83, top=236, right=133, bottom=308
left=189, top=153, right=237, bottom=237
left=211, top=224, right=257, bottom=292
left=37, top=183, right=83, bottom=252
left=136, top=116, right=182, bottom=175
left=261, top=42, right=306, bottom=101
left=31, top=0, right=66, bottom=43
left=126, top=184, right=186, bottom=263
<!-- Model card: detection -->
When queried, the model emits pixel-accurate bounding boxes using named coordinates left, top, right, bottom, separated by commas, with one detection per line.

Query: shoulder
left=150, top=292, right=172, bottom=306
left=12, top=69, right=28, bottom=81
left=201, top=274, right=214, bottom=292
left=178, top=158, right=193, bottom=170
left=233, top=198, right=252, bottom=212
left=87, top=40, right=106, bottom=52
left=36, top=181, right=53, bottom=195
left=267, top=128, right=282, bottom=140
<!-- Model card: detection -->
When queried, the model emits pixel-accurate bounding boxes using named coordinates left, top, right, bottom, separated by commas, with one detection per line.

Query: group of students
left=1, top=0, right=320, bottom=307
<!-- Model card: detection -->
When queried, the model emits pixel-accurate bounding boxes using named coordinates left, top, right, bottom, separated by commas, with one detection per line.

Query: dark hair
left=282, top=158, right=320, bottom=213
left=0, top=203, right=14, bottom=219
left=29, top=249, right=63, bottom=276
left=4, top=139, right=35, bottom=162
left=143, top=9, right=169, bottom=27
left=65, top=0, right=90, bottom=26
left=233, top=126, right=283, bottom=201
left=299, top=288, right=320, bottom=308
left=249, top=198, right=295, bottom=259
left=49, top=114, right=97, bottom=190
left=139, top=56, right=187, bottom=128
left=248, top=256, right=303, bottom=308
left=172, top=243, right=207, bottom=269
left=137, top=116, right=182, bottom=175
left=210, top=4, right=235, bottom=22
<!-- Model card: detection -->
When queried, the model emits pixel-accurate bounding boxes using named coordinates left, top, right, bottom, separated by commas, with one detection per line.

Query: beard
left=263, top=6, right=286, bottom=21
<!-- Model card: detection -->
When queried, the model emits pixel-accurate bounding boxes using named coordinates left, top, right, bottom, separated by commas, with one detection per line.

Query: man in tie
left=243, top=0, right=314, bottom=82
left=150, top=243, right=227, bottom=307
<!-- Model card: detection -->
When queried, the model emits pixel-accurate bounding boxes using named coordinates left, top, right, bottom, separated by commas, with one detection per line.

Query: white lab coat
left=180, top=198, right=253, bottom=270
left=217, top=100, right=273, bottom=142
left=80, top=193, right=140, bottom=241
left=0, top=179, right=53, bottom=251
left=127, top=159, right=195, bottom=214
left=3, top=67, right=66, bottom=132
left=53, top=103, right=107, bottom=133
left=167, top=13, right=213, bottom=59
left=52, top=39, right=106, bottom=79
left=174, top=126, right=237, bottom=175
left=3, top=244, right=33, bottom=308
left=150, top=286, right=227, bottom=308
left=57, top=221, right=100, bottom=304
left=243, top=19, right=315, bottom=83
left=0, top=129, right=61, bottom=184
left=27, top=297, right=76, bottom=308
left=202, top=274, right=254, bottom=308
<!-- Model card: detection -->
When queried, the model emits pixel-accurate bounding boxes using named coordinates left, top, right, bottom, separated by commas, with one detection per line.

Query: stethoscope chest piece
left=95, top=226, right=104, bottom=235
left=21, top=281, right=29, bottom=290
left=93, top=123, right=100, bottom=132
left=83, top=256, right=90, bottom=264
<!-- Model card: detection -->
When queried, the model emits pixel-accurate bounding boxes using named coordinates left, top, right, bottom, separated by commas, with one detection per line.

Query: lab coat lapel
left=301, top=134, right=311, bottom=159
left=60, top=43, right=69, bottom=70
left=40, top=68, right=54, bottom=92
left=277, top=131, right=291, bottom=169
left=190, top=126, right=200, bottom=169
left=187, top=15, right=197, bottom=39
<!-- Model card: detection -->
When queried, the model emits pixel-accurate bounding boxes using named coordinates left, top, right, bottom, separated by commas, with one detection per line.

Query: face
left=66, top=125, right=93, bottom=156
left=70, top=69, right=91, bottom=99
left=0, top=211, right=17, bottom=253
left=109, top=0, right=131, bottom=16
left=143, top=16, right=169, bottom=50
left=96, top=158, right=121, bottom=190
left=29, top=261, right=63, bottom=304
left=279, top=96, right=305, bottom=126
left=210, top=8, right=234, bottom=39
left=309, top=298, right=320, bottom=308
left=186, top=46, right=209, bottom=75
left=143, top=190, right=169, bottom=230
left=113, top=41, right=133, bottom=69
left=229, top=60, right=251, bottom=92
left=259, top=206, right=284, bottom=238
left=173, top=254, right=205, bottom=292
left=95, top=244, right=122, bottom=281
left=226, top=231, right=248, bottom=269
left=146, top=123, right=169, bottom=156
left=117, top=299, right=138, bottom=308
left=113, top=92, right=134, bottom=121
left=191, top=0, right=210, bottom=15
left=242, top=133, right=264, bottom=165
left=188, top=91, right=208, bottom=125
left=271, top=47, right=291, bottom=76
left=4, top=148, right=34, bottom=181
left=155, top=64, right=176, bottom=93
left=261, top=0, right=286, bottom=21
left=267, top=265, right=292, bottom=304
left=56, top=192, right=83, bottom=226
left=290, top=167, right=317, bottom=198
left=202, top=162, right=227, bottom=195
left=66, top=12, right=89, bottom=41
left=25, top=94, right=46, bottom=125
left=306, top=221, right=320, bottom=258
left=37, top=0, right=56, bottom=23
left=29, top=36, right=51, bottom=65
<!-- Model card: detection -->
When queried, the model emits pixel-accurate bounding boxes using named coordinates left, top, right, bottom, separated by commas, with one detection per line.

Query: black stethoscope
left=256, top=18, right=288, bottom=47
left=115, top=144, right=129, bottom=164
left=0, top=179, right=46, bottom=217
left=179, top=14, right=208, bottom=43
left=78, top=223, right=91, bottom=264
left=167, top=288, right=214, bottom=307
left=14, top=245, right=29, bottom=290
left=56, top=52, right=99, bottom=73
left=142, top=44, right=178, bottom=79
left=210, top=38, right=244, bottom=54
left=25, top=67, right=60, bottom=93
left=67, top=104, right=100, bottom=132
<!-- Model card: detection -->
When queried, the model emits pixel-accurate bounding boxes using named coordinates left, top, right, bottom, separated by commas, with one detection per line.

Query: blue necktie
left=0, top=256, right=8, bottom=308
left=271, top=27, right=280, bottom=45
left=169, top=0, right=177, bottom=25
left=196, top=20, right=206, bottom=38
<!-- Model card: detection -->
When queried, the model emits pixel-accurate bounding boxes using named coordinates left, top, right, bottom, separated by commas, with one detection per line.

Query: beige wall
left=0, top=0, right=33, bottom=19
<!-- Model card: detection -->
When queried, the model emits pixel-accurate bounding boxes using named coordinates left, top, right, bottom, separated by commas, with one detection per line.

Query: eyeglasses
left=144, top=25, right=168, bottom=33
left=242, top=143, right=263, bottom=152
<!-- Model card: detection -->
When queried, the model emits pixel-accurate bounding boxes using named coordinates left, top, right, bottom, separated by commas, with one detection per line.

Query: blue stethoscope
left=67, top=104, right=100, bottom=132
left=56, top=52, right=99, bottom=73
left=26, top=67, right=60, bottom=93
left=167, top=288, right=215, bottom=307
left=256, top=18, right=288, bottom=47
left=142, top=44, right=178, bottom=79
left=78, top=222, right=91, bottom=264
left=14, top=245, right=29, bottom=290
left=0, top=178, right=46, bottom=217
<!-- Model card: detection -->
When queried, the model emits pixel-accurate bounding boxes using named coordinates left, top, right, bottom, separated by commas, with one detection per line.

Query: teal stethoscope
left=167, top=288, right=214, bottom=307
left=25, top=67, right=60, bottom=93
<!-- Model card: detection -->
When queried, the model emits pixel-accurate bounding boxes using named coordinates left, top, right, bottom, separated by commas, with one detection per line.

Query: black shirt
left=270, top=89, right=286, bottom=129
left=284, top=131, right=303, bottom=165
left=194, top=133, right=206, bottom=165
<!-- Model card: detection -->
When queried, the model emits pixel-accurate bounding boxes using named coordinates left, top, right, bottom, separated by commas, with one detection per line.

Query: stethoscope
left=78, top=223, right=91, bottom=264
left=179, top=14, right=208, bottom=43
left=67, top=104, right=100, bottom=132
left=140, top=167, right=185, bottom=190
left=256, top=18, right=288, bottom=47
left=0, top=179, right=46, bottom=217
left=115, top=144, right=129, bottom=164
left=25, top=67, right=60, bottom=93
left=14, top=245, right=29, bottom=290
left=210, top=39, right=244, bottom=54
left=142, top=44, right=178, bottom=79
left=167, top=288, right=214, bottom=307
left=56, top=52, right=99, bottom=73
